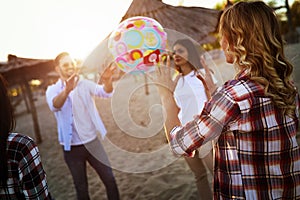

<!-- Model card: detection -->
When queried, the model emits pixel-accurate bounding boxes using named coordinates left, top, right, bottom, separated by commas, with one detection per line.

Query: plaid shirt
left=0, top=133, right=53, bottom=199
left=170, top=72, right=300, bottom=199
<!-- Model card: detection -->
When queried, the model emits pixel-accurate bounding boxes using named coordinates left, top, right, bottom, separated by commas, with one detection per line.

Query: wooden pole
left=21, top=84, right=31, bottom=113
left=22, top=78, right=42, bottom=143
left=144, top=73, right=149, bottom=95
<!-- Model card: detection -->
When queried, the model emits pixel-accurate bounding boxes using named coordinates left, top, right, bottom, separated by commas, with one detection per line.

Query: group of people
left=1, top=1, right=299, bottom=199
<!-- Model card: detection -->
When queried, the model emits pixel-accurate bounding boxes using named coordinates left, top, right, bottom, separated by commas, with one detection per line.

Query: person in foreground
left=155, top=1, right=300, bottom=199
left=171, top=38, right=216, bottom=199
left=46, top=52, right=119, bottom=200
left=0, top=74, right=53, bottom=199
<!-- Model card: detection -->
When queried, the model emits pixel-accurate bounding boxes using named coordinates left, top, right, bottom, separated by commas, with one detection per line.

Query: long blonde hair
left=219, top=1, right=297, bottom=117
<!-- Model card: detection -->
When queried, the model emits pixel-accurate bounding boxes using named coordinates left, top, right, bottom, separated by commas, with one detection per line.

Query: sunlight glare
left=0, top=0, right=132, bottom=61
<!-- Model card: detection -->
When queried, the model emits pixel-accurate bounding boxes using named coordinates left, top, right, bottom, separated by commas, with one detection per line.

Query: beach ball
left=108, top=16, right=167, bottom=74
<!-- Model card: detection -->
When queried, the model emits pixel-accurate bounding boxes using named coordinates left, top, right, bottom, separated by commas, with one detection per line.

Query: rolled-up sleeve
left=94, top=84, right=114, bottom=98
left=45, top=84, right=60, bottom=112
left=82, top=79, right=114, bottom=98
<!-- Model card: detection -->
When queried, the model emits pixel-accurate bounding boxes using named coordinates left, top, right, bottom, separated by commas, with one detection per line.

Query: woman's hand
left=154, top=55, right=179, bottom=97
left=154, top=54, right=181, bottom=139
left=200, top=55, right=217, bottom=95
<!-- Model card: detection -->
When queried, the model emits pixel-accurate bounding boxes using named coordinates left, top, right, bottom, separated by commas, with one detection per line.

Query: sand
left=14, top=74, right=202, bottom=200
left=13, top=43, right=300, bottom=200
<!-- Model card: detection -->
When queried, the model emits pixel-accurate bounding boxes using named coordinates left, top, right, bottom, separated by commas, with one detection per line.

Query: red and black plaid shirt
left=170, top=71, right=300, bottom=199
left=0, top=133, right=53, bottom=199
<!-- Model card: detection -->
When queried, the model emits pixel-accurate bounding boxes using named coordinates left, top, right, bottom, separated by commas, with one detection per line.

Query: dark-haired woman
left=0, top=74, right=53, bottom=199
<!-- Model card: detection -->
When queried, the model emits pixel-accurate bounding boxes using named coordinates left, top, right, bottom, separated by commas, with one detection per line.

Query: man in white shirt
left=46, top=52, right=119, bottom=200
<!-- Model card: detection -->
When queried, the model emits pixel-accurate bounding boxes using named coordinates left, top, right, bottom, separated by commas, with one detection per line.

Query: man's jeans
left=63, top=138, right=119, bottom=200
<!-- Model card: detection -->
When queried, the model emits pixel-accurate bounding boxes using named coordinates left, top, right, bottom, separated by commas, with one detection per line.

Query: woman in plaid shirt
left=155, top=1, right=300, bottom=199
left=0, top=74, right=53, bottom=199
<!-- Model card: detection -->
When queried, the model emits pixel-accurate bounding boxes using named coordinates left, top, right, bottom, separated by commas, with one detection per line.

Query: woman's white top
left=173, top=71, right=215, bottom=158
left=174, top=71, right=208, bottom=125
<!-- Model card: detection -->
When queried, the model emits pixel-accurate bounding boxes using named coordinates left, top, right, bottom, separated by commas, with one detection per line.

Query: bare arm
left=160, top=93, right=180, bottom=141
left=155, top=56, right=181, bottom=141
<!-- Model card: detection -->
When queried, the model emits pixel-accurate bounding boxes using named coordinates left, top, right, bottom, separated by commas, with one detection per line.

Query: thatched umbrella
left=122, top=0, right=220, bottom=44
left=83, top=0, right=221, bottom=71
left=0, top=55, right=54, bottom=82
left=0, top=55, right=55, bottom=143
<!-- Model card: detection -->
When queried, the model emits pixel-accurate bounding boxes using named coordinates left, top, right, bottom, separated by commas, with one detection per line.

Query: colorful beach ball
left=108, top=16, right=167, bottom=74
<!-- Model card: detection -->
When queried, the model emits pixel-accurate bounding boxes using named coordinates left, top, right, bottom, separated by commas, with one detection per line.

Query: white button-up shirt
left=46, top=78, right=113, bottom=151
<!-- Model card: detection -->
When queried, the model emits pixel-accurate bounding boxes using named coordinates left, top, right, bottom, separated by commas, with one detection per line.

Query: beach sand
left=14, top=43, right=300, bottom=200
left=15, top=74, right=202, bottom=200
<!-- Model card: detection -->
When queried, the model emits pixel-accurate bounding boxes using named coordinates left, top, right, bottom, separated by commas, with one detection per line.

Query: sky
left=0, top=0, right=224, bottom=62
left=0, top=0, right=293, bottom=62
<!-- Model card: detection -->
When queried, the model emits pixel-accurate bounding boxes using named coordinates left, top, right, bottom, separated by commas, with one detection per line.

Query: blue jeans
left=63, top=138, right=119, bottom=200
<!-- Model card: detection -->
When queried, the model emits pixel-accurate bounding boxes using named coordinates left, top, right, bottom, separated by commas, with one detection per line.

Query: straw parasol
left=122, top=0, right=220, bottom=44
left=83, top=0, right=221, bottom=71
left=0, top=55, right=55, bottom=143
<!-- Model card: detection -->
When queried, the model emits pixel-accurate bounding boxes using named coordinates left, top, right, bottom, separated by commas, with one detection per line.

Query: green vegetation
left=202, top=0, right=299, bottom=50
